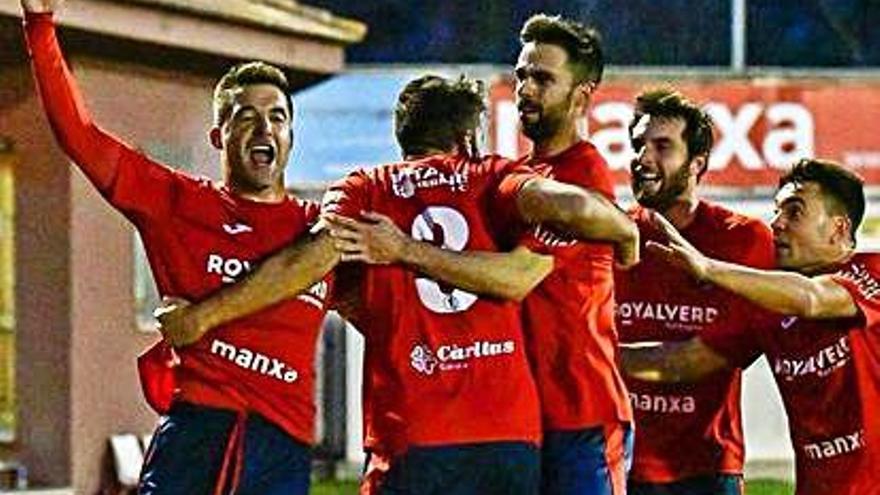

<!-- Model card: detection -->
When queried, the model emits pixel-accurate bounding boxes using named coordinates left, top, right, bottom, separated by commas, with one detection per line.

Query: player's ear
left=209, top=126, right=223, bottom=150
left=830, top=214, right=853, bottom=246
left=572, top=80, right=596, bottom=109
left=689, top=154, right=707, bottom=181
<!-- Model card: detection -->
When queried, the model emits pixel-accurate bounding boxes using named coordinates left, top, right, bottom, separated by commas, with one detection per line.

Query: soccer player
left=514, top=14, right=633, bottom=495
left=628, top=158, right=880, bottom=495
left=21, top=1, right=333, bottom=493
left=159, top=74, right=638, bottom=494
left=615, top=89, right=775, bottom=495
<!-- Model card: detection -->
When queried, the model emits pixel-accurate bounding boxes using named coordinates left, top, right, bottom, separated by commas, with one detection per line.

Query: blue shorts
left=541, top=424, right=634, bottom=495
left=139, top=402, right=312, bottom=495
left=629, top=474, right=744, bottom=495
left=375, top=441, right=540, bottom=495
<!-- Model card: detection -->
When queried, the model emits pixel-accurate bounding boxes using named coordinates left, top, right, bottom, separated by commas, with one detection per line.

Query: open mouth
left=248, top=144, right=276, bottom=167
left=517, top=102, right=541, bottom=120
left=774, top=239, right=791, bottom=254
left=634, top=169, right=661, bottom=188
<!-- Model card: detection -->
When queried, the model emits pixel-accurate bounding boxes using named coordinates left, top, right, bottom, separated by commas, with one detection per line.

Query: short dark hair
left=630, top=88, right=715, bottom=179
left=394, top=75, right=485, bottom=157
left=520, top=13, right=603, bottom=85
left=780, top=158, right=865, bottom=244
left=213, top=61, right=292, bottom=126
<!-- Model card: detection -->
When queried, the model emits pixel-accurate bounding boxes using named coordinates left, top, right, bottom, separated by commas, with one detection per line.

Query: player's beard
left=520, top=93, right=572, bottom=145
left=634, top=161, right=692, bottom=211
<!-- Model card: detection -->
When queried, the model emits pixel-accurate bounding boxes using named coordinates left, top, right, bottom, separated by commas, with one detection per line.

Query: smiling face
left=212, top=83, right=292, bottom=198
left=771, top=181, right=849, bottom=272
left=629, top=114, right=700, bottom=211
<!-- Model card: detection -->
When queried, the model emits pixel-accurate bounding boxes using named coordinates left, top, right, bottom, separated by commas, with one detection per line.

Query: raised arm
left=22, top=0, right=149, bottom=192
left=326, top=212, right=553, bottom=301
left=620, top=338, right=731, bottom=383
left=515, top=177, right=640, bottom=268
left=157, top=231, right=340, bottom=347
left=649, top=212, right=857, bottom=319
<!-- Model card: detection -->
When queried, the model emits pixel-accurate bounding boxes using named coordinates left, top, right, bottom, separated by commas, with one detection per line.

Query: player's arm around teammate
left=324, top=176, right=638, bottom=300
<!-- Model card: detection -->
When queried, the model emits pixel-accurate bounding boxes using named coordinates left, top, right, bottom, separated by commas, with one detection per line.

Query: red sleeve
left=321, top=169, right=372, bottom=219
left=831, top=254, right=880, bottom=330
left=24, top=13, right=176, bottom=219
left=700, top=316, right=766, bottom=369
left=733, top=219, right=776, bottom=270
left=492, top=157, right=538, bottom=236
left=700, top=220, right=775, bottom=368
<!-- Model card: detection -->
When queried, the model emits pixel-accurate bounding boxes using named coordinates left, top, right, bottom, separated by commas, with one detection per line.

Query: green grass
left=310, top=479, right=795, bottom=494
left=748, top=479, right=795, bottom=495
left=311, top=479, right=359, bottom=495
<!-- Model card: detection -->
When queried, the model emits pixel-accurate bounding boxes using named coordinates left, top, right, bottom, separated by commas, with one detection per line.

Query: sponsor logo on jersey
left=206, top=255, right=328, bottom=310
left=629, top=392, right=696, bottom=414
left=210, top=339, right=299, bottom=383
left=617, top=301, right=719, bottom=332
left=222, top=222, right=253, bottom=235
left=206, top=254, right=252, bottom=283
left=802, top=429, right=865, bottom=461
left=410, top=340, right=516, bottom=375
left=391, top=166, right=468, bottom=198
left=781, top=316, right=798, bottom=329
left=836, top=262, right=880, bottom=300
left=773, top=335, right=851, bottom=382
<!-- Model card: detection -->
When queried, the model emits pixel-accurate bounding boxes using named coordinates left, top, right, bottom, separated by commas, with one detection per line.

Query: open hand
left=646, top=211, right=711, bottom=280
left=324, top=211, right=410, bottom=264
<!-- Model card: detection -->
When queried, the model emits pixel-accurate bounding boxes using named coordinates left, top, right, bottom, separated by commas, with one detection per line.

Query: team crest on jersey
left=410, top=344, right=439, bottom=375
left=391, top=166, right=468, bottom=198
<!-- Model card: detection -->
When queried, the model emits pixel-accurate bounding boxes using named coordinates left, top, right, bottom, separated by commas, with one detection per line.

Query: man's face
left=771, top=181, right=843, bottom=272
left=515, top=42, right=577, bottom=143
left=216, top=83, right=292, bottom=193
left=629, top=114, right=695, bottom=210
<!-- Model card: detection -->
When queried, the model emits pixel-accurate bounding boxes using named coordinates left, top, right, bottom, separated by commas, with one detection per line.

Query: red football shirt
left=616, top=202, right=775, bottom=482
left=322, top=153, right=542, bottom=455
left=26, top=14, right=332, bottom=445
left=500, top=141, right=632, bottom=430
left=705, top=252, right=880, bottom=495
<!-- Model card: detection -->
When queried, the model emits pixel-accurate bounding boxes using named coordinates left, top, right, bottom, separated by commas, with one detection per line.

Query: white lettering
left=629, top=392, right=696, bottom=414
left=762, top=103, right=814, bottom=169
left=802, top=430, right=865, bottom=460
left=209, top=339, right=298, bottom=384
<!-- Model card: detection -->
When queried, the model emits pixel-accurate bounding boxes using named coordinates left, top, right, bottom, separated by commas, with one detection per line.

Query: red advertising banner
left=488, top=75, right=880, bottom=187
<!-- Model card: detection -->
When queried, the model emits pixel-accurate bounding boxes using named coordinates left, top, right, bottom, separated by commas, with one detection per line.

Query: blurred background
left=0, top=0, right=878, bottom=493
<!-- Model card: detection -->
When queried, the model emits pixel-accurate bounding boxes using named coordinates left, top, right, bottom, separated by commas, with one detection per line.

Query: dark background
left=309, top=0, right=879, bottom=67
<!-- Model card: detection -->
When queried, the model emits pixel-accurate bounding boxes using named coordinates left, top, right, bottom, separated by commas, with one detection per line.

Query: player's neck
left=658, top=194, right=700, bottom=230
left=531, top=126, right=579, bottom=160
left=227, top=182, right=287, bottom=203
left=799, top=246, right=856, bottom=275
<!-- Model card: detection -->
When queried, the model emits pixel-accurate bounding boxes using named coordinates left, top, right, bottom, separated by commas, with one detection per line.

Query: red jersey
left=705, top=252, right=880, bottom=495
left=322, top=154, right=541, bottom=455
left=25, top=14, right=331, bottom=445
left=501, top=141, right=632, bottom=429
left=616, top=202, right=775, bottom=482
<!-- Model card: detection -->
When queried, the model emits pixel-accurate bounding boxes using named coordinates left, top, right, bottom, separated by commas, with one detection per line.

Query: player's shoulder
left=844, top=252, right=880, bottom=274
left=701, top=200, right=771, bottom=239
